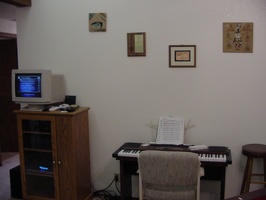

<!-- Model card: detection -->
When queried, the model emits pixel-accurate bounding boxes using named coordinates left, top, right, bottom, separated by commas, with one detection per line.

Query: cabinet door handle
left=58, top=161, right=61, bottom=165
left=53, top=161, right=56, bottom=164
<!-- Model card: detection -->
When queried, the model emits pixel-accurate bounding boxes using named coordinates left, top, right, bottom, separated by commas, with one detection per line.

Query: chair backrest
left=138, top=150, right=201, bottom=200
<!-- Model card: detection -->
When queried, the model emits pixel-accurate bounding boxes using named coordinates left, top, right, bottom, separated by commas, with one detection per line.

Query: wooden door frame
left=0, top=32, right=16, bottom=39
left=0, top=36, right=20, bottom=152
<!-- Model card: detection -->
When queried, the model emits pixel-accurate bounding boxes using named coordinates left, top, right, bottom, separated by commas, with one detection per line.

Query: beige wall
left=16, top=0, right=266, bottom=199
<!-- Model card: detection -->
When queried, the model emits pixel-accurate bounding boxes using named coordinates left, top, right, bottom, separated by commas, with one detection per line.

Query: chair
left=138, top=150, right=203, bottom=200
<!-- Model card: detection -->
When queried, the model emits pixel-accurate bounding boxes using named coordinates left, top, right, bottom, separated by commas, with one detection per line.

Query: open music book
left=153, top=117, right=184, bottom=145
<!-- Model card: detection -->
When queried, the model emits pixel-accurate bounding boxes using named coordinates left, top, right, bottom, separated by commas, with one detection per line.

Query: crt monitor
left=12, top=69, right=65, bottom=106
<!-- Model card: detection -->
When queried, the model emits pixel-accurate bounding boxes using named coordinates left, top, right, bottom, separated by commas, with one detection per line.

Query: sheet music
left=156, top=117, right=184, bottom=145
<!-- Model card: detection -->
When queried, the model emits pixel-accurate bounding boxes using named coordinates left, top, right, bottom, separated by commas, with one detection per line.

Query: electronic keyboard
left=117, top=149, right=227, bottom=162
left=113, top=142, right=232, bottom=165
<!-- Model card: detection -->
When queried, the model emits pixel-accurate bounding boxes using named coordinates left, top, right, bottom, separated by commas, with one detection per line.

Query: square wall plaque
left=223, top=22, right=253, bottom=53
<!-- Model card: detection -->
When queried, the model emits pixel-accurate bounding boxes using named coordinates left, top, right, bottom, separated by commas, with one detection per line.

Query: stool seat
left=241, top=144, right=266, bottom=194
left=242, top=144, right=266, bottom=158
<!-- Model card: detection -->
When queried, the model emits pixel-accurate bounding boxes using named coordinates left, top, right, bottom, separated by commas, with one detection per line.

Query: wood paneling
left=0, top=0, right=31, bottom=7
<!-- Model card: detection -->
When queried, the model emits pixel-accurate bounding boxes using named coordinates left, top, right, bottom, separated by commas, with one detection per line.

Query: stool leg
left=264, top=158, right=266, bottom=188
left=241, top=157, right=253, bottom=194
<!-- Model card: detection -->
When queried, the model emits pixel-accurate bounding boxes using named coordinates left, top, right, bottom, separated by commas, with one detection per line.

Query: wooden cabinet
left=15, top=107, right=93, bottom=200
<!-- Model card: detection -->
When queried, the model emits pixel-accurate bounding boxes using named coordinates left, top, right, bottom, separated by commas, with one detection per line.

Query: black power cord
left=92, top=176, right=121, bottom=200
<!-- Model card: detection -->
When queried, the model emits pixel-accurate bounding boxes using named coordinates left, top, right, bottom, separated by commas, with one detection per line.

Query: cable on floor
left=92, top=176, right=121, bottom=200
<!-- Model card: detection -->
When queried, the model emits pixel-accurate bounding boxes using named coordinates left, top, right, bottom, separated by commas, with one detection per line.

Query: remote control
left=49, top=106, right=60, bottom=111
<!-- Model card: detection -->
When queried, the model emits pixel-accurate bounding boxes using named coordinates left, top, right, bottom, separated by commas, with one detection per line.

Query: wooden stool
left=241, top=144, right=266, bottom=194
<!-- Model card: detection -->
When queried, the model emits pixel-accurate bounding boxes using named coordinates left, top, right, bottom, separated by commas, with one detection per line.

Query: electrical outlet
left=114, top=173, right=120, bottom=182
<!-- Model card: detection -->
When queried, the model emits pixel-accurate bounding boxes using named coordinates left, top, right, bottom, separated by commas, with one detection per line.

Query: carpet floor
left=0, top=152, right=20, bottom=200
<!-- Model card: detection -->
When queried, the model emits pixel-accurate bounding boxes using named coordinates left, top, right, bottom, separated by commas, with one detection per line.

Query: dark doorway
left=0, top=38, right=20, bottom=152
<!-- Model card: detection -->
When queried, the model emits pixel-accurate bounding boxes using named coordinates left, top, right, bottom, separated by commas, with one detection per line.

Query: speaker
left=64, top=95, right=76, bottom=105
left=9, top=165, right=22, bottom=199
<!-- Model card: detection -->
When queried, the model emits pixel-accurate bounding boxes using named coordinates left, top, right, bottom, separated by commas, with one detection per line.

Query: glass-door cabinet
left=15, top=107, right=92, bottom=200
left=17, top=115, right=59, bottom=200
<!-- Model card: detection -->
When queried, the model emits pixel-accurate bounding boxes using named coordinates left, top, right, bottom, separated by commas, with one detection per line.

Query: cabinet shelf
left=24, top=148, right=52, bottom=153
left=22, top=131, right=51, bottom=135
left=26, top=169, right=54, bottom=177
left=23, top=131, right=52, bottom=150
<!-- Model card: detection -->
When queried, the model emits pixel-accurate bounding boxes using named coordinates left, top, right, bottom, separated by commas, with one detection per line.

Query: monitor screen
left=15, top=73, right=42, bottom=98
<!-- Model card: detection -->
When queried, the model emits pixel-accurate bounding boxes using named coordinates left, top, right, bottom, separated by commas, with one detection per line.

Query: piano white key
left=213, top=154, right=216, bottom=162
left=198, top=153, right=226, bottom=162
left=218, top=155, right=223, bottom=162
left=118, top=149, right=140, bottom=157
left=223, top=154, right=226, bottom=162
left=215, top=154, right=219, bottom=162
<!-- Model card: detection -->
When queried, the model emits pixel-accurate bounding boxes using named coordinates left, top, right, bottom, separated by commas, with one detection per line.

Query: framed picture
left=127, top=32, right=146, bottom=56
left=223, top=22, right=253, bottom=53
left=89, top=13, right=107, bottom=32
left=169, top=45, right=196, bottom=68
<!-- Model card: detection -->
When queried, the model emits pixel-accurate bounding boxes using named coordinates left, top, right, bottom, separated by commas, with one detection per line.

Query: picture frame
left=127, top=32, right=146, bottom=56
left=223, top=22, right=253, bottom=53
left=89, top=13, right=107, bottom=32
left=169, top=45, right=196, bottom=68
